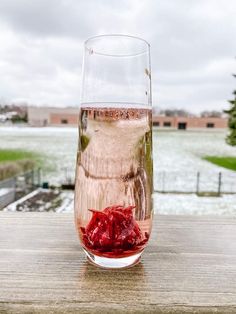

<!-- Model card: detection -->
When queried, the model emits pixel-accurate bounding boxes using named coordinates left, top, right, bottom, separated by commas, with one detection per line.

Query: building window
left=61, top=119, right=68, bottom=124
left=178, top=122, right=187, bottom=130
left=206, top=123, right=214, bottom=128
left=153, top=121, right=160, bottom=126
left=163, top=121, right=171, bottom=127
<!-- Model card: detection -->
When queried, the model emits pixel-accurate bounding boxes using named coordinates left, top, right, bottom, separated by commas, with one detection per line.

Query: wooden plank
left=0, top=212, right=236, bottom=313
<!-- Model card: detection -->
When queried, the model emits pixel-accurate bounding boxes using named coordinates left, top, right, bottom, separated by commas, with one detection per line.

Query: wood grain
left=0, top=213, right=236, bottom=313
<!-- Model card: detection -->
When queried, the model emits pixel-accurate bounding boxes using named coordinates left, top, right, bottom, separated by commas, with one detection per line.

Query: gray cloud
left=0, top=0, right=92, bottom=38
left=0, top=0, right=235, bottom=112
left=0, top=0, right=130, bottom=38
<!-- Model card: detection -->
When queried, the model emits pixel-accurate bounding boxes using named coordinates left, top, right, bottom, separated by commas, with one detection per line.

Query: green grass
left=203, top=156, right=236, bottom=171
left=0, top=149, right=36, bottom=163
left=0, top=149, right=43, bottom=180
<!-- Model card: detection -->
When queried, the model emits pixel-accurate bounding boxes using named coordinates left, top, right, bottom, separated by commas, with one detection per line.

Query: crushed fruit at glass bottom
left=80, top=205, right=149, bottom=258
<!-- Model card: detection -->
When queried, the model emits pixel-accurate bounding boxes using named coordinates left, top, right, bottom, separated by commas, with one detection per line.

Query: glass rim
left=84, top=34, right=150, bottom=57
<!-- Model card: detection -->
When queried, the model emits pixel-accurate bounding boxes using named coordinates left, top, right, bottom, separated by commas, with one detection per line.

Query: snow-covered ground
left=1, top=126, right=236, bottom=215
left=0, top=126, right=78, bottom=183
left=154, top=193, right=236, bottom=216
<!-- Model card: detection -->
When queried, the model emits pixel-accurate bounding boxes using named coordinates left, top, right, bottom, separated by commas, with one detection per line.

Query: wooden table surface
left=0, top=212, right=236, bottom=313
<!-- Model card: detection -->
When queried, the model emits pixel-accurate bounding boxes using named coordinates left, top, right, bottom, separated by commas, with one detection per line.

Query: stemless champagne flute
left=74, top=34, right=153, bottom=268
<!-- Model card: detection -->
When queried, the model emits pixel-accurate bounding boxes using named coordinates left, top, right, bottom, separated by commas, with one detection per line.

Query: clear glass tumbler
left=74, top=34, right=153, bottom=268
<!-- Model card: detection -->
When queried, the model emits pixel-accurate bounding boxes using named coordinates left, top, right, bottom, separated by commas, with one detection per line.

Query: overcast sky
left=0, top=0, right=235, bottom=112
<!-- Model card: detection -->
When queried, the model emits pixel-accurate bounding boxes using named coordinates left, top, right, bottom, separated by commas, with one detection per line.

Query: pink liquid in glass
left=74, top=105, right=153, bottom=259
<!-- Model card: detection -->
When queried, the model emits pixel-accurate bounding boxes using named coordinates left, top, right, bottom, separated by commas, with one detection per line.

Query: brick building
left=153, top=116, right=227, bottom=130
left=28, top=107, right=79, bottom=127
left=28, top=107, right=227, bottom=129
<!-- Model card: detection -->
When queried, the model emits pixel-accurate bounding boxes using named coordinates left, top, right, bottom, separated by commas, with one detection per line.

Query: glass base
left=84, top=249, right=142, bottom=269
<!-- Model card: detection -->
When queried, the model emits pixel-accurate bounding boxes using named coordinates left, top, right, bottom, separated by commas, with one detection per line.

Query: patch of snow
left=5, top=189, right=39, bottom=211
left=154, top=193, right=236, bottom=216
left=56, top=191, right=74, bottom=213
